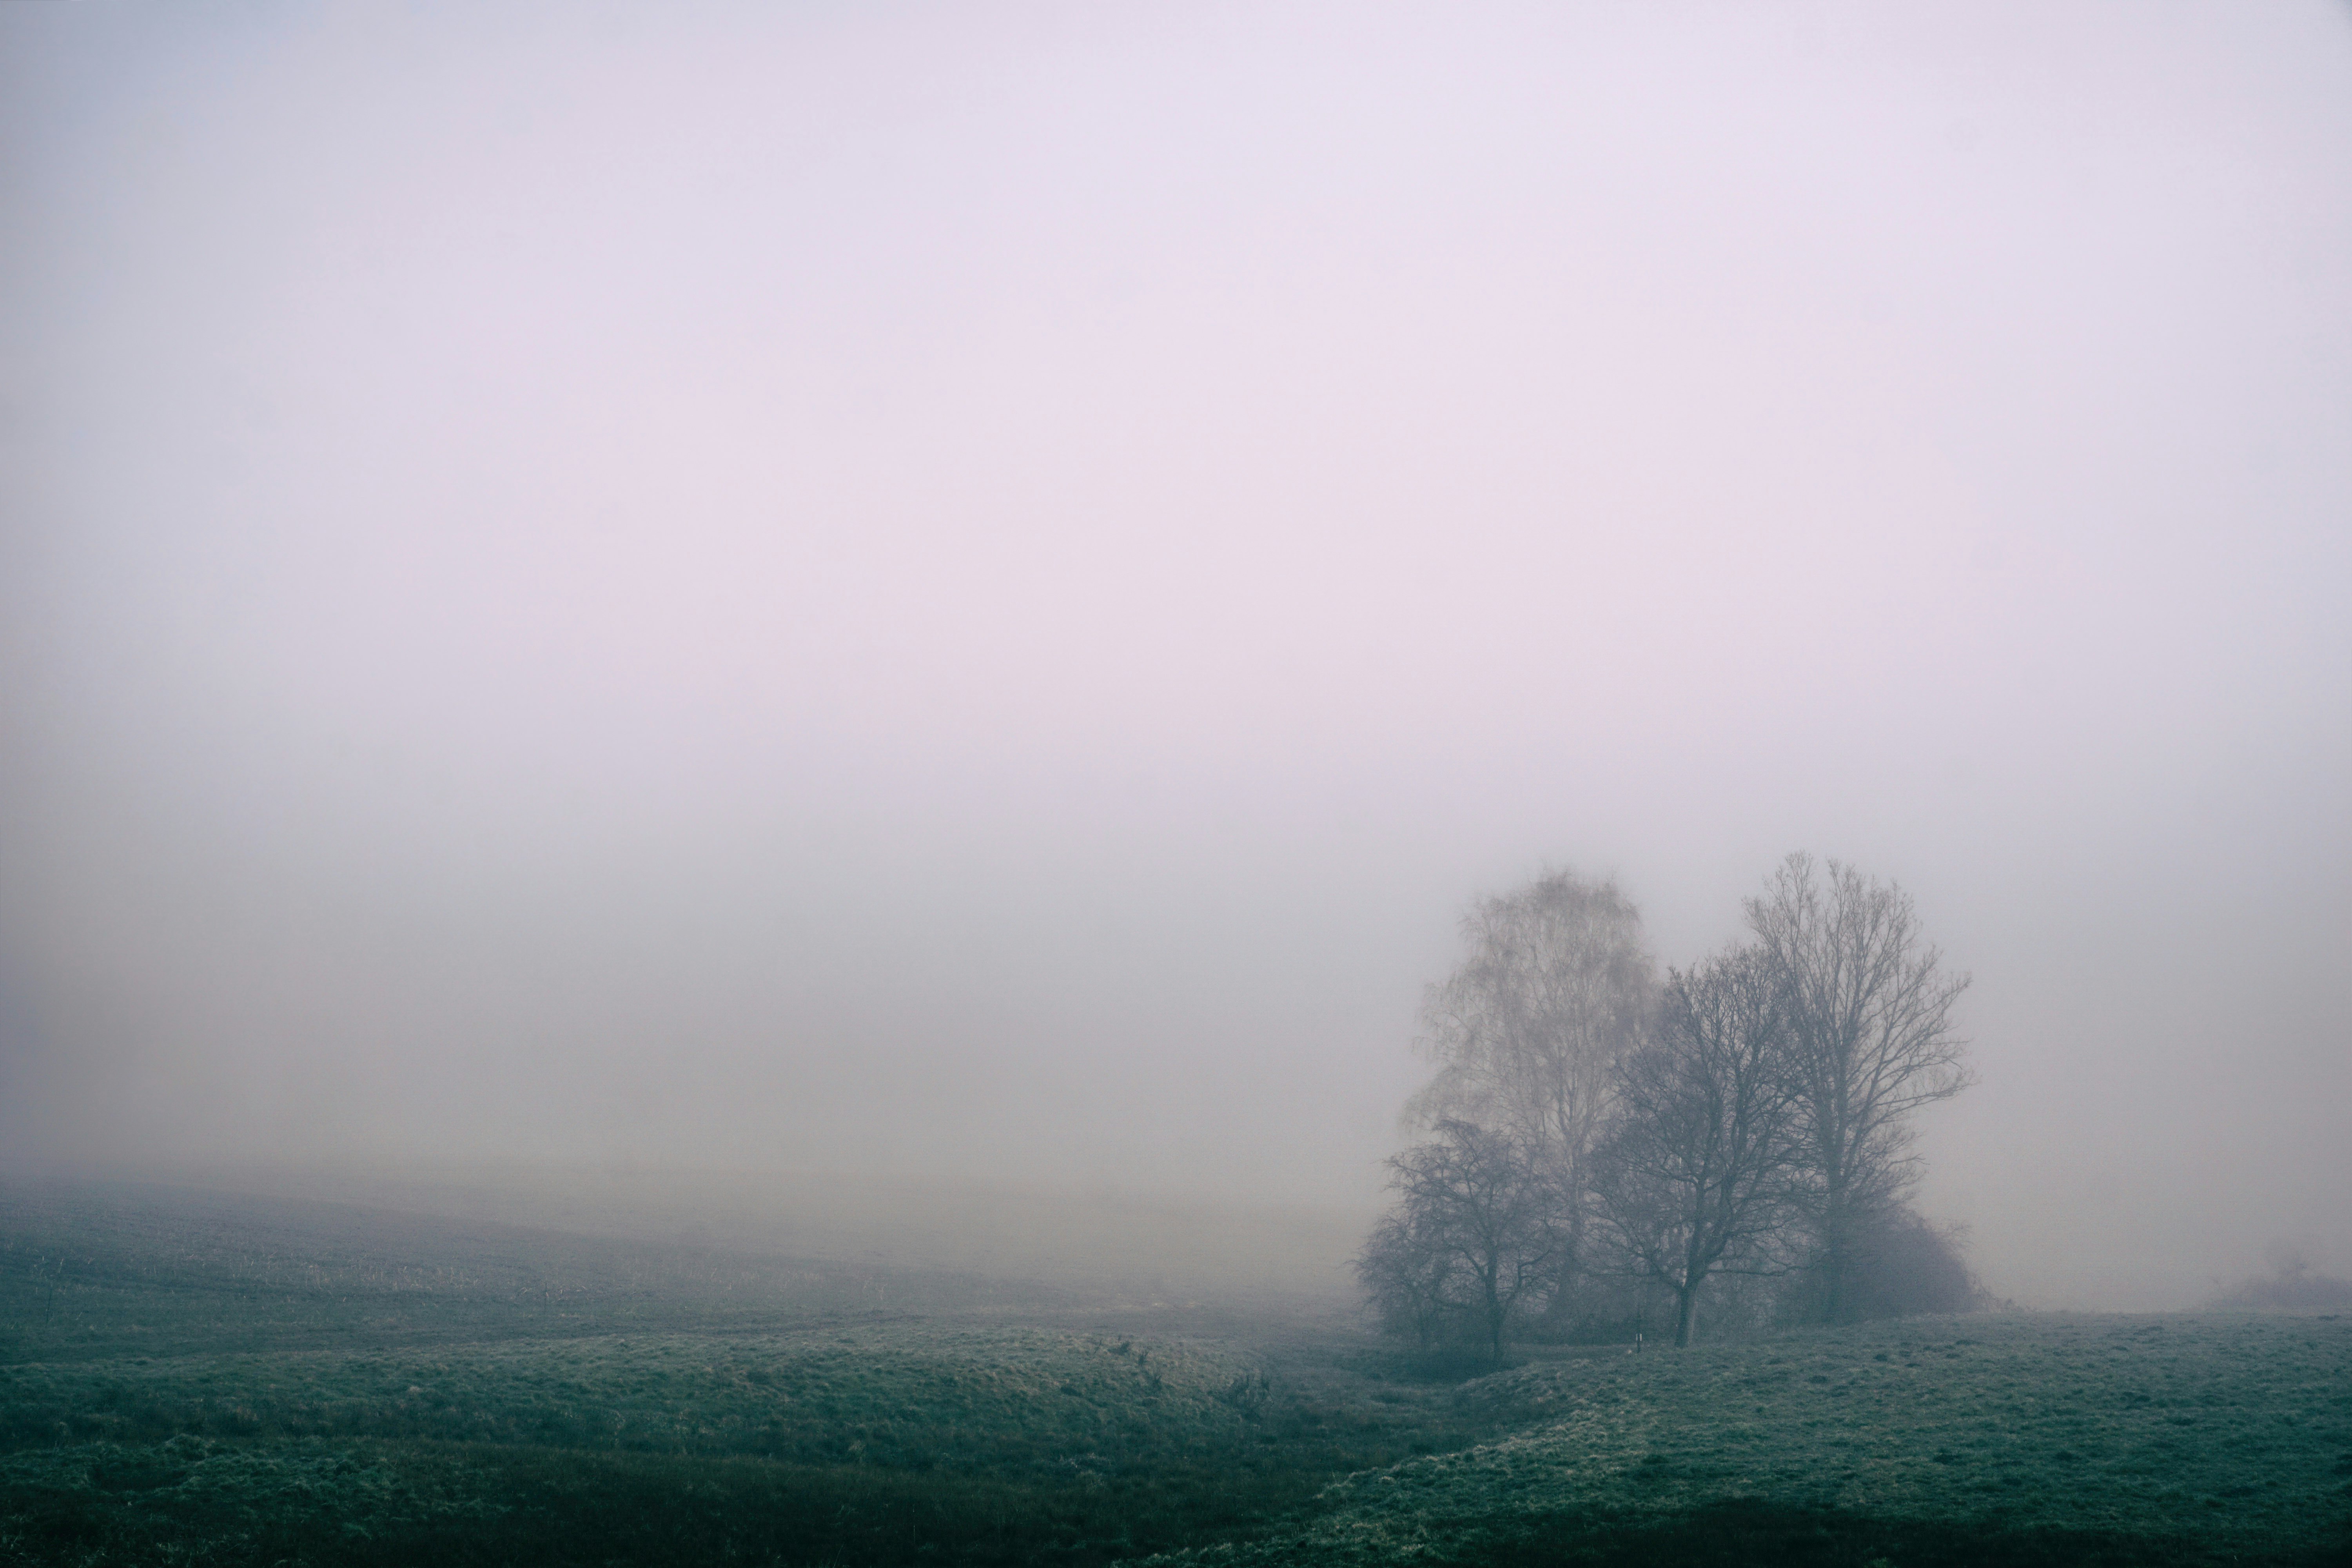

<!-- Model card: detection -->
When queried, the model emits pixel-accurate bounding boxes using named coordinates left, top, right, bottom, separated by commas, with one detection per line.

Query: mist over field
left=2, top=3, right=2348, bottom=1314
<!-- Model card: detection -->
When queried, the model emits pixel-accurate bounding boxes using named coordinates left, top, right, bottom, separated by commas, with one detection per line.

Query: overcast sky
left=3, top=2, right=2347, bottom=1309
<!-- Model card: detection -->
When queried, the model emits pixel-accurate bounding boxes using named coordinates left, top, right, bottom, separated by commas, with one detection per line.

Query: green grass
left=0, top=1180, right=1069, bottom=1363
left=0, top=1318, right=1362, bottom=1490
left=0, top=1327, right=1491, bottom=1566
left=0, top=1182, right=1499, bottom=1565
left=1137, top=1313, right=2352, bottom=1565
left=5, top=1182, right=2348, bottom=1566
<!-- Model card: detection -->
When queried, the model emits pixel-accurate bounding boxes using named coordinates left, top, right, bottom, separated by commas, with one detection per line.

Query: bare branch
left=1744, top=853, right=1973, bottom=1323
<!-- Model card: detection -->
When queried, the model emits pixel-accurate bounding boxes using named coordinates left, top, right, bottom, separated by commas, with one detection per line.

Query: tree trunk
left=1820, top=1214, right=1850, bottom=1324
left=1672, top=1283, right=1697, bottom=1347
left=1481, top=1266, right=1504, bottom=1363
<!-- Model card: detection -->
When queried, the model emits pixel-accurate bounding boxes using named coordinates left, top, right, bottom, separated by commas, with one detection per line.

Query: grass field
left=0, top=1180, right=1497, bottom=1565
left=2, top=1179, right=2347, bottom=1566
left=1145, top=1313, right=2352, bottom=1566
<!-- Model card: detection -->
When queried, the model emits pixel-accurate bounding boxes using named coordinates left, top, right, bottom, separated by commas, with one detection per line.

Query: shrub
left=2209, top=1243, right=2352, bottom=1311
left=1779, top=1207, right=1984, bottom=1323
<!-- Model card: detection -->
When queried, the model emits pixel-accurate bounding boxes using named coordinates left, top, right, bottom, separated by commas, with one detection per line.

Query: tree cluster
left=1360, top=854, right=1978, bottom=1354
left=2206, top=1243, right=2352, bottom=1312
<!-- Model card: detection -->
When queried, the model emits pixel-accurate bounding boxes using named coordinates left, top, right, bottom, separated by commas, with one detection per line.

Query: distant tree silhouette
left=1368, top=855, right=1984, bottom=1351
left=2208, top=1243, right=2352, bottom=1311
left=1746, top=854, right=1972, bottom=1323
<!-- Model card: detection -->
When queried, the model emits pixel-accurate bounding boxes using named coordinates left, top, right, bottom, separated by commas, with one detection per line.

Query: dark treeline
left=1359, top=853, right=1983, bottom=1356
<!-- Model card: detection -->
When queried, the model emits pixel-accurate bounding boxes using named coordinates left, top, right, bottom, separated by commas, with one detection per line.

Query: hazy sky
left=3, top=2, right=2347, bottom=1309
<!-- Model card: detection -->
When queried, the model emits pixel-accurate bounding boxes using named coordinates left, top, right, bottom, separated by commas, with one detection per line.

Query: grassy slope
left=1, top=1321, right=1269, bottom=1465
left=1141, top=1314, right=2352, bottom=1566
left=0, top=1180, right=1076, bottom=1363
left=8, top=1182, right=2351, bottom=1567
left=0, top=1182, right=1495, bottom=1566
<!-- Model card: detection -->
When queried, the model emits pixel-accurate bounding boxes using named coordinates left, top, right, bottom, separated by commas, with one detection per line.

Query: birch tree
left=1405, top=870, right=1653, bottom=1283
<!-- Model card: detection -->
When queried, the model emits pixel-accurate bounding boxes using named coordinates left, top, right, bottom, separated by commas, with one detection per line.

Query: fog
left=2, top=3, right=2346, bottom=1312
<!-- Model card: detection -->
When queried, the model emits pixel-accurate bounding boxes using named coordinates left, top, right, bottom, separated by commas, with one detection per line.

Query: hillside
left=0, top=1180, right=1495, bottom=1565
left=3, top=1180, right=2347, bottom=1566
left=1143, top=1313, right=2352, bottom=1566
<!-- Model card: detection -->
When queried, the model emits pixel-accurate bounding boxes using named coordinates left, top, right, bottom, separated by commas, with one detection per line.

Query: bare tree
left=1355, top=1209, right=1456, bottom=1351
left=1375, top=1119, right=1560, bottom=1361
left=1590, top=946, right=1802, bottom=1346
left=1405, top=871, right=1653, bottom=1286
left=1745, top=853, right=1972, bottom=1323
